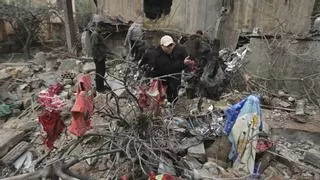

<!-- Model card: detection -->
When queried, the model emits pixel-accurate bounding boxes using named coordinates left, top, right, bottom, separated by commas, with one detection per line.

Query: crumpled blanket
left=38, top=110, right=65, bottom=149
left=69, top=74, right=94, bottom=136
left=38, top=83, right=66, bottom=149
left=225, top=95, right=263, bottom=174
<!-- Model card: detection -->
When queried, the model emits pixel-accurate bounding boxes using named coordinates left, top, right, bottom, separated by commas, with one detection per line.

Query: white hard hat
left=160, top=35, right=174, bottom=47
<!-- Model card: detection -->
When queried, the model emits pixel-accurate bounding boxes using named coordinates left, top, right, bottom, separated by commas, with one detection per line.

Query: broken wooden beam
left=1, top=141, right=30, bottom=165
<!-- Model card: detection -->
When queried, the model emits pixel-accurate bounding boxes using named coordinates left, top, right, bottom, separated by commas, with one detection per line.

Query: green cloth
left=0, top=103, right=11, bottom=117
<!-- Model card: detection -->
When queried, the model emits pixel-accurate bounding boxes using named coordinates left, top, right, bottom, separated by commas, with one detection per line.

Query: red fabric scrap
left=138, top=85, right=149, bottom=108
left=138, top=79, right=166, bottom=113
left=38, top=91, right=66, bottom=112
left=47, top=83, right=63, bottom=96
left=184, top=56, right=197, bottom=73
left=69, top=75, right=93, bottom=137
left=38, top=110, right=65, bottom=149
left=38, top=83, right=66, bottom=149
left=148, top=79, right=166, bottom=110
left=256, top=139, right=273, bottom=152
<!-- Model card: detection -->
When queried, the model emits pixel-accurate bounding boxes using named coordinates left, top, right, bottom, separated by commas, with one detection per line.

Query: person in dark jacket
left=90, top=21, right=108, bottom=93
left=141, top=35, right=187, bottom=103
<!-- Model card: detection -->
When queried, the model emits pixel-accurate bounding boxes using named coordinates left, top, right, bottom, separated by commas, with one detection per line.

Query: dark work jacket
left=90, top=30, right=107, bottom=61
left=142, top=44, right=187, bottom=78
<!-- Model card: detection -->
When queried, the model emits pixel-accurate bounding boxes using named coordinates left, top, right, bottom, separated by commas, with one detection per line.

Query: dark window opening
left=143, top=0, right=172, bottom=20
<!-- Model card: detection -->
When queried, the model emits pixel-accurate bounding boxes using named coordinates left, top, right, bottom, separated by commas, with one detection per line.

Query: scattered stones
left=22, top=95, right=32, bottom=108
left=303, top=151, right=320, bottom=169
left=288, top=97, right=295, bottom=102
left=64, top=85, right=72, bottom=89
left=272, top=98, right=291, bottom=108
left=34, top=52, right=49, bottom=66
left=290, top=114, right=309, bottom=123
left=0, top=68, right=14, bottom=80
left=69, top=161, right=90, bottom=175
left=94, top=93, right=107, bottom=108
left=106, top=75, right=125, bottom=97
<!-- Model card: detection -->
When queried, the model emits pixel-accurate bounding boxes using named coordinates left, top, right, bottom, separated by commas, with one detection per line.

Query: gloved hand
left=184, top=56, right=197, bottom=73
left=184, top=56, right=195, bottom=66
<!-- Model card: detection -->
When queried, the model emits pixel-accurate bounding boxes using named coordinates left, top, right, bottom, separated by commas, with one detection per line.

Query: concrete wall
left=220, top=0, right=315, bottom=49
left=246, top=38, right=320, bottom=97
left=98, top=0, right=315, bottom=49
left=97, top=0, right=143, bottom=21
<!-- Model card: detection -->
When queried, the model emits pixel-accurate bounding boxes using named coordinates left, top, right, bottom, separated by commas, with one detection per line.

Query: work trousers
left=94, top=57, right=106, bottom=92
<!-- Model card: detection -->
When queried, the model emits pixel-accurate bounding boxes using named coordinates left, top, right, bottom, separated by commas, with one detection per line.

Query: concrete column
left=62, top=0, right=76, bottom=53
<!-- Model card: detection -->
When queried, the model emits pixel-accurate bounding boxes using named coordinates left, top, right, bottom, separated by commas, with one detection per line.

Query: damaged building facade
left=96, top=0, right=319, bottom=97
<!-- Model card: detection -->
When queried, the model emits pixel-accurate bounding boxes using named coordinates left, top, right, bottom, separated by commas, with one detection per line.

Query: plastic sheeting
left=224, top=95, right=262, bottom=174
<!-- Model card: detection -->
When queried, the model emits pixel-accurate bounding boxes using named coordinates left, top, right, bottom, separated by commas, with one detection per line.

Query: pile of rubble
left=0, top=50, right=319, bottom=180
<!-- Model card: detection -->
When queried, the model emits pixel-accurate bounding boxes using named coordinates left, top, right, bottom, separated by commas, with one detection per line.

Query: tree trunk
left=23, top=33, right=32, bottom=59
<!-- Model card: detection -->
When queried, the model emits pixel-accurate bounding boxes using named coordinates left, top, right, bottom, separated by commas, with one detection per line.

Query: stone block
left=63, top=78, right=73, bottom=85
left=83, top=62, right=95, bottom=73
left=205, top=136, right=231, bottom=168
left=188, top=143, right=206, bottom=162
left=58, top=59, right=82, bottom=73
left=36, top=72, right=59, bottom=86
left=303, top=151, right=320, bottom=169
left=33, top=52, right=48, bottom=66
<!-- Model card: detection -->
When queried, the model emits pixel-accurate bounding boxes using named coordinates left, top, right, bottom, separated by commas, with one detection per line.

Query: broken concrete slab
left=34, top=52, right=49, bottom=66
left=106, top=75, right=125, bottom=97
left=83, top=62, right=95, bottom=73
left=295, top=99, right=305, bottom=115
left=1, top=141, right=30, bottom=165
left=0, top=129, right=25, bottom=158
left=303, top=151, right=320, bottom=169
left=58, top=59, right=82, bottom=73
left=205, top=136, right=231, bottom=168
left=94, top=93, right=107, bottom=108
left=36, top=72, right=59, bottom=86
left=63, top=78, right=73, bottom=85
left=271, top=98, right=291, bottom=108
left=0, top=68, right=12, bottom=80
left=188, top=143, right=206, bottom=162
left=2, top=116, right=38, bottom=132
left=290, top=114, right=309, bottom=124
left=13, top=151, right=32, bottom=170
left=176, top=137, right=201, bottom=152
left=45, top=59, right=57, bottom=72
left=193, top=168, right=218, bottom=180
left=181, top=156, right=202, bottom=170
